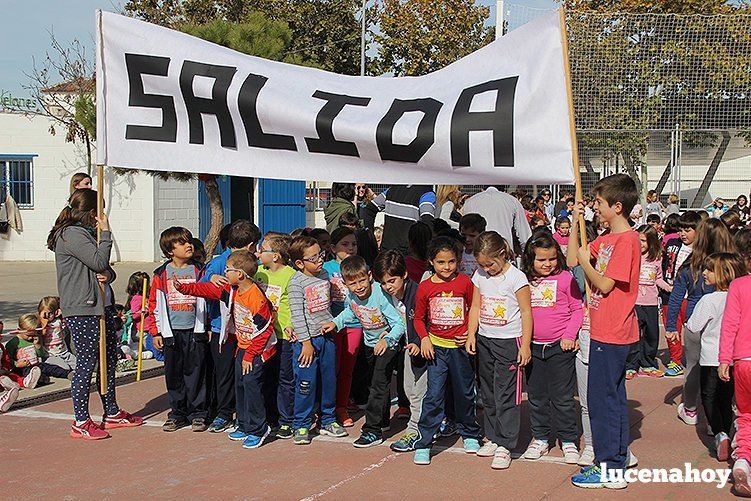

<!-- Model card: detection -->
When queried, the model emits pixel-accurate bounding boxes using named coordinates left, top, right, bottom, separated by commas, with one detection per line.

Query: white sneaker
left=141, top=351, right=154, bottom=360
left=23, top=366, right=41, bottom=389
left=677, top=403, right=698, bottom=425
left=734, top=459, right=751, bottom=497
left=477, top=441, right=498, bottom=457
left=491, top=446, right=512, bottom=469
left=577, top=446, right=595, bottom=466
left=561, top=441, right=579, bottom=464
left=0, top=375, right=20, bottom=390
left=0, top=387, right=19, bottom=412
left=628, top=448, right=638, bottom=468
left=523, top=439, right=549, bottom=460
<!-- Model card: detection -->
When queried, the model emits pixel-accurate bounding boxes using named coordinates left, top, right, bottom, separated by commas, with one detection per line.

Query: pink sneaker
left=71, top=419, right=110, bottom=440
left=102, top=410, right=144, bottom=429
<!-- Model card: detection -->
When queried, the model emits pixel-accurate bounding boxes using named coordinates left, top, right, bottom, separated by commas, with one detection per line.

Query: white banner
left=96, top=9, right=574, bottom=185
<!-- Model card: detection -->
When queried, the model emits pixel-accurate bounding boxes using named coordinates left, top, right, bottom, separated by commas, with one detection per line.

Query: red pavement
left=1, top=375, right=736, bottom=499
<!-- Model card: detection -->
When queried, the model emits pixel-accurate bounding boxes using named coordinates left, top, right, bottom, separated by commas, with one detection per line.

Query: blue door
left=198, top=176, right=232, bottom=242
left=257, top=179, right=306, bottom=234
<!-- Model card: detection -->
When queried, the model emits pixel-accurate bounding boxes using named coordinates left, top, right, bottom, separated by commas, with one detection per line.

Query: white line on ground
left=299, top=453, right=401, bottom=501
left=5, top=408, right=574, bottom=466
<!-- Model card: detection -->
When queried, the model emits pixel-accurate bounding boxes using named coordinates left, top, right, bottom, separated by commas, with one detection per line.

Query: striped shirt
left=288, top=270, right=334, bottom=342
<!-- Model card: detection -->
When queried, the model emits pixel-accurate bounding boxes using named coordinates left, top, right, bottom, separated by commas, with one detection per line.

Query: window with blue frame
left=0, top=154, right=36, bottom=208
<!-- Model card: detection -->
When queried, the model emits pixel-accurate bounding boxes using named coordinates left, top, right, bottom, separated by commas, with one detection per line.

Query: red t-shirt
left=414, top=273, right=474, bottom=342
left=588, top=230, right=640, bottom=345
left=406, top=256, right=427, bottom=283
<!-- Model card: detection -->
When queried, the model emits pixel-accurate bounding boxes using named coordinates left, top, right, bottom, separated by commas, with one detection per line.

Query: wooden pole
left=97, top=164, right=108, bottom=395
left=136, top=278, right=148, bottom=382
left=558, top=7, right=591, bottom=299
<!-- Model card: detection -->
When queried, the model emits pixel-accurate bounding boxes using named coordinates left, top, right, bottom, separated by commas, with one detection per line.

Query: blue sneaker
left=228, top=429, right=250, bottom=441
left=439, top=420, right=458, bottom=437
left=390, top=432, right=419, bottom=452
left=463, top=438, right=481, bottom=454
left=413, top=448, right=431, bottom=465
left=571, top=465, right=628, bottom=489
left=208, top=417, right=232, bottom=433
left=664, top=361, right=684, bottom=377
left=242, top=425, right=271, bottom=449
left=353, top=432, right=383, bottom=448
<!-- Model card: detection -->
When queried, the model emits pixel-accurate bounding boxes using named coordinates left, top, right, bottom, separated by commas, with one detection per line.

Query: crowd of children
left=8, top=176, right=751, bottom=496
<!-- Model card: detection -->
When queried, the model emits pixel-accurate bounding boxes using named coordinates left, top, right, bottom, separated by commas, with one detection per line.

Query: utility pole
left=360, top=0, right=367, bottom=76
left=495, top=0, right=505, bottom=39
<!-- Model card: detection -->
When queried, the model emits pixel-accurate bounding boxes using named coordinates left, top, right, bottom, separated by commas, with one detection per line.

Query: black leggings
left=67, top=308, right=119, bottom=422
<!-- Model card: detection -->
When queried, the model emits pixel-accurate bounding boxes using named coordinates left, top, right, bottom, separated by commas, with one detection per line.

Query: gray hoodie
left=53, top=226, right=115, bottom=317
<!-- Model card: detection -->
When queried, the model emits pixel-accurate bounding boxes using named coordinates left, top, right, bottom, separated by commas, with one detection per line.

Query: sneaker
left=336, top=408, right=354, bottom=428
left=0, top=375, right=19, bottom=390
left=716, top=432, right=731, bottom=462
left=319, top=422, right=348, bottom=438
left=162, top=418, right=189, bottom=432
left=578, top=446, right=595, bottom=466
left=413, top=447, right=431, bottom=465
left=734, top=459, right=751, bottom=497
left=353, top=432, right=383, bottom=448
left=571, top=465, right=627, bottom=489
left=463, top=438, right=481, bottom=454
left=393, top=406, right=410, bottom=420
left=476, top=441, right=498, bottom=457
left=242, top=425, right=271, bottom=449
left=225, top=420, right=239, bottom=434
left=491, top=446, right=512, bottom=470
left=116, top=359, right=136, bottom=372
left=628, top=448, right=638, bottom=468
left=562, top=441, right=579, bottom=464
left=191, top=418, right=208, bottom=432
left=664, top=361, right=684, bottom=377
left=71, top=419, right=110, bottom=440
left=229, top=429, right=251, bottom=441
left=523, top=439, right=549, bottom=460
left=439, top=420, right=458, bottom=437
left=294, top=428, right=311, bottom=445
left=677, top=403, right=698, bottom=425
left=102, top=410, right=144, bottom=429
left=276, top=425, right=293, bottom=439
left=23, top=366, right=41, bottom=389
left=637, top=366, right=664, bottom=378
left=208, top=416, right=233, bottom=433
left=625, top=369, right=637, bottom=380
left=391, top=432, right=419, bottom=452
left=0, top=387, right=20, bottom=413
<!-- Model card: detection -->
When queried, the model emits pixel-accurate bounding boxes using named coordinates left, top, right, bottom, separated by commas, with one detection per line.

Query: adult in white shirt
left=462, top=186, right=532, bottom=250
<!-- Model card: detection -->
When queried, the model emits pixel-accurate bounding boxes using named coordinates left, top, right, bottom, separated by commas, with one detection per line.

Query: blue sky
left=0, top=0, right=558, bottom=97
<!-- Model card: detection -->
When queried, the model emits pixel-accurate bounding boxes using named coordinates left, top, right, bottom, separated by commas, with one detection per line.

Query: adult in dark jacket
left=47, top=189, right=143, bottom=439
left=324, top=183, right=357, bottom=233
left=363, top=185, right=436, bottom=255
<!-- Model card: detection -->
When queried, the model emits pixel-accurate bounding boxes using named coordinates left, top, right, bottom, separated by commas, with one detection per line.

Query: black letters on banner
left=124, top=53, right=177, bottom=142
left=304, top=91, right=370, bottom=157
left=376, top=98, right=443, bottom=163
left=238, top=73, right=296, bottom=151
left=179, top=61, right=237, bottom=148
left=450, top=77, right=518, bottom=167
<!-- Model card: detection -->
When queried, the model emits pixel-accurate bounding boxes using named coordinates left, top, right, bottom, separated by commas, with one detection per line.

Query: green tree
left=373, top=0, right=493, bottom=76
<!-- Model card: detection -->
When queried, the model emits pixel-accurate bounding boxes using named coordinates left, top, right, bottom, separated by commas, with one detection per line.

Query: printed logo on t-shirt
left=589, top=243, right=614, bottom=310
left=479, top=295, right=508, bottom=326
left=258, top=282, right=283, bottom=310
left=639, top=261, right=658, bottom=287
left=233, top=302, right=257, bottom=344
left=304, top=281, right=331, bottom=314
left=167, top=275, right=197, bottom=311
left=17, top=345, right=39, bottom=366
left=459, top=254, right=478, bottom=277
left=581, top=307, right=591, bottom=335
left=429, top=295, right=465, bottom=327
left=530, top=279, right=558, bottom=308
left=352, top=303, right=387, bottom=330
left=44, top=320, right=65, bottom=349
left=329, top=275, right=348, bottom=303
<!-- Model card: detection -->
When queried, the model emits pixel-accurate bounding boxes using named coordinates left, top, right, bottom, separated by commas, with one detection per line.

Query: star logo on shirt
left=542, top=288, right=554, bottom=301
left=242, top=317, right=253, bottom=327
left=440, top=291, right=454, bottom=297
left=648, top=272, right=656, bottom=280
left=452, top=306, right=463, bottom=318
left=370, top=315, right=382, bottom=324
left=268, top=294, right=278, bottom=305
left=494, top=305, right=506, bottom=318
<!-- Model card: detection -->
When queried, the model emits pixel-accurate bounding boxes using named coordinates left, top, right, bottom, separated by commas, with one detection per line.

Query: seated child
left=6, top=314, right=73, bottom=384
left=37, top=296, right=76, bottom=371
left=0, top=320, right=20, bottom=412
left=176, top=250, right=277, bottom=448
left=322, top=256, right=405, bottom=447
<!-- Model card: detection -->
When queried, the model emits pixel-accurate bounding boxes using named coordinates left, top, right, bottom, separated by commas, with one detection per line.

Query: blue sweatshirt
left=332, top=283, right=405, bottom=348
left=200, top=248, right=231, bottom=333
left=666, top=265, right=715, bottom=332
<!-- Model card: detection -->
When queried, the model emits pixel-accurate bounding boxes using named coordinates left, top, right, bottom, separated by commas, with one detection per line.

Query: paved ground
left=2, top=372, right=736, bottom=499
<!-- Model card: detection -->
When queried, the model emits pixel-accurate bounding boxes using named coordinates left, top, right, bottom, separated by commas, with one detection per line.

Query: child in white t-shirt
left=459, top=213, right=486, bottom=277
left=38, top=296, right=76, bottom=371
left=467, top=231, right=532, bottom=470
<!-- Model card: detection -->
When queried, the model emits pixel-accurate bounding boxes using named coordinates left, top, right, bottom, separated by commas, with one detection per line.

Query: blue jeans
left=588, top=339, right=632, bottom=470
left=416, top=346, right=480, bottom=449
left=277, top=339, right=295, bottom=427
left=292, top=334, right=337, bottom=430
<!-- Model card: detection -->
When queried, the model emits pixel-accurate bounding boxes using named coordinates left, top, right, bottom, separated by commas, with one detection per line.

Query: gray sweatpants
left=682, top=325, right=701, bottom=412
left=575, top=356, right=592, bottom=449
left=45, top=351, right=77, bottom=371
left=403, top=350, right=428, bottom=433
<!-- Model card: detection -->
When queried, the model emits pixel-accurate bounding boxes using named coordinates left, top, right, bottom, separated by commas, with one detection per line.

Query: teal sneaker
left=413, top=448, right=431, bottom=465
left=572, top=465, right=628, bottom=489
left=463, top=438, right=481, bottom=454
left=242, top=425, right=270, bottom=449
left=664, top=361, right=684, bottom=377
left=391, top=432, right=419, bottom=452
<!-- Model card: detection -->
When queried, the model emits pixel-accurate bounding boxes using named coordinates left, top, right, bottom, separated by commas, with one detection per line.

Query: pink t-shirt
left=720, top=275, right=751, bottom=364
left=636, top=256, right=669, bottom=306
left=553, top=232, right=570, bottom=254
left=530, top=270, right=583, bottom=343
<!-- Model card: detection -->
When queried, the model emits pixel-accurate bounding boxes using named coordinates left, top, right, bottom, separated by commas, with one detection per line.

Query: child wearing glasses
left=287, top=235, right=348, bottom=445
